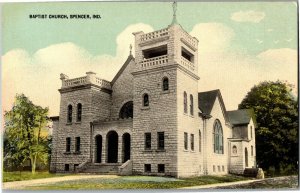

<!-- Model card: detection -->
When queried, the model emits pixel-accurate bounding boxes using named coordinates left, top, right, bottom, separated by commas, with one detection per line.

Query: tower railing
left=62, top=75, right=111, bottom=90
left=139, top=55, right=168, bottom=69
left=140, top=28, right=169, bottom=42
left=181, top=56, right=195, bottom=72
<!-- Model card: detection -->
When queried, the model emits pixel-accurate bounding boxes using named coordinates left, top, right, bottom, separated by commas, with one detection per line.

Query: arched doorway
left=107, top=131, right=118, bottom=163
left=122, top=133, right=131, bottom=163
left=245, top=147, right=248, bottom=167
left=95, top=135, right=102, bottom=163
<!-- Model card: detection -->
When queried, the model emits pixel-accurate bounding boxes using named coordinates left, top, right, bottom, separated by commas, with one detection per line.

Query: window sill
left=141, top=106, right=150, bottom=110
left=161, top=90, right=170, bottom=94
left=183, top=149, right=189, bottom=152
left=156, top=149, right=166, bottom=152
left=189, top=114, right=194, bottom=118
left=231, top=155, right=238, bottom=157
left=66, top=123, right=72, bottom=125
left=75, top=121, right=82, bottom=124
left=73, top=151, right=81, bottom=155
left=64, top=152, right=71, bottom=155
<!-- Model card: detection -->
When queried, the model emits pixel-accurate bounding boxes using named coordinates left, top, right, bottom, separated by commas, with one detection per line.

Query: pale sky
left=2, top=1, right=298, bottom=116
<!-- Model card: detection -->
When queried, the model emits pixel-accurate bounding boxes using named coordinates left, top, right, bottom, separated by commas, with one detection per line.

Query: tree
left=4, top=94, right=50, bottom=174
left=239, top=81, right=298, bottom=174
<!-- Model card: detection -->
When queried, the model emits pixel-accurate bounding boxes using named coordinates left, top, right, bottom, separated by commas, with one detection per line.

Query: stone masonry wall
left=132, top=69, right=178, bottom=177
left=51, top=86, right=111, bottom=172
left=176, top=69, right=202, bottom=178
left=111, top=59, right=135, bottom=119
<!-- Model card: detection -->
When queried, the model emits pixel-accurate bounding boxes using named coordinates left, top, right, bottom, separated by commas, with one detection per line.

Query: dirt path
left=3, top=174, right=119, bottom=190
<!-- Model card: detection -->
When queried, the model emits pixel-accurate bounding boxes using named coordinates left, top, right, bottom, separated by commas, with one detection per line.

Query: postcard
left=2, top=0, right=298, bottom=191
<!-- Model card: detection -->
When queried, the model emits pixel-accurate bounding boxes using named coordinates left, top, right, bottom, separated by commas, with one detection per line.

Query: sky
left=2, top=1, right=298, bottom=117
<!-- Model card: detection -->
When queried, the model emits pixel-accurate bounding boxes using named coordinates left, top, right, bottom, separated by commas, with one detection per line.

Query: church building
left=50, top=3, right=256, bottom=178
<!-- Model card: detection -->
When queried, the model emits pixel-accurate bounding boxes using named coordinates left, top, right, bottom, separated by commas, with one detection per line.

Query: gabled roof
left=227, top=109, right=256, bottom=127
left=111, top=55, right=135, bottom=85
left=198, top=89, right=228, bottom=122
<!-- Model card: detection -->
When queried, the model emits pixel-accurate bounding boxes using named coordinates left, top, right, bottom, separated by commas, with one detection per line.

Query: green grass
left=24, top=174, right=251, bottom=190
left=3, top=171, right=68, bottom=182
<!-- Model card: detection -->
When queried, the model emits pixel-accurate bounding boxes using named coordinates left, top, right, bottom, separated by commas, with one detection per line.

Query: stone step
left=81, top=163, right=121, bottom=174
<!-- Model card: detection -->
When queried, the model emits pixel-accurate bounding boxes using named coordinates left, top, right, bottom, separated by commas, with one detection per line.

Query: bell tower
left=131, top=2, right=200, bottom=177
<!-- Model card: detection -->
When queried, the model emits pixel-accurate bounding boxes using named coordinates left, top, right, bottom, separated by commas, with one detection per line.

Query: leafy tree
left=239, top=81, right=298, bottom=174
left=4, top=94, right=50, bottom=174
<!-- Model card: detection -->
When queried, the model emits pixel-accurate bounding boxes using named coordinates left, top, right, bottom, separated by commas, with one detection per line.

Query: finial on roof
left=171, top=1, right=178, bottom=25
left=129, top=44, right=132, bottom=55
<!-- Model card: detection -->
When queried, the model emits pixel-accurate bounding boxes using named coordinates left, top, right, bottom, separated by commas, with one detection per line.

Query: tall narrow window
left=251, top=145, right=253, bottom=156
left=77, top=103, right=82, bottom=122
left=191, top=134, right=194, bottom=151
left=190, top=94, right=194, bottom=115
left=184, top=92, right=187, bottom=113
left=143, top=94, right=149, bottom=107
left=145, top=133, right=151, bottom=150
left=184, top=132, right=188, bottom=150
left=199, top=130, right=201, bottom=152
left=250, top=126, right=253, bottom=139
left=213, top=120, right=223, bottom=154
left=75, top=137, right=80, bottom=152
left=157, top=132, right=165, bottom=150
left=162, top=77, right=169, bottom=91
left=67, top=105, right=72, bottom=123
left=66, top=137, right=71, bottom=152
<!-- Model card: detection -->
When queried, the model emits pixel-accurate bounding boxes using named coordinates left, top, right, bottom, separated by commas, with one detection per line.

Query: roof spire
left=171, top=1, right=178, bottom=25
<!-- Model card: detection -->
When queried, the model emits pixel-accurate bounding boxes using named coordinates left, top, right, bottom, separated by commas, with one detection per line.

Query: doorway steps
left=81, top=163, right=121, bottom=174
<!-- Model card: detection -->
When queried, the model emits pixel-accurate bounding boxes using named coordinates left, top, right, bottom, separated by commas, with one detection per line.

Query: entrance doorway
left=107, top=131, right=118, bottom=163
left=122, top=133, right=131, bottom=163
left=95, top=135, right=102, bottom=163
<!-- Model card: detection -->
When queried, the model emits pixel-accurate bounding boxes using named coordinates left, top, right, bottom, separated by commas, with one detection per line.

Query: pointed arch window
left=213, top=119, right=223, bottom=154
left=67, top=105, right=72, bottom=123
left=190, top=94, right=194, bottom=115
left=77, top=103, right=82, bottom=122
left=162, top=77, right=169, bottom=91
left=184, top=92, right=187, bottom=113
left=143, top=94, right=149, bottom=107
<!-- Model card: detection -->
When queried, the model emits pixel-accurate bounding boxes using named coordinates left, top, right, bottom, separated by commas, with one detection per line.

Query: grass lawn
left=24, top=174, right=252, bottom=190
left=3, top=171, right=68, bottom=182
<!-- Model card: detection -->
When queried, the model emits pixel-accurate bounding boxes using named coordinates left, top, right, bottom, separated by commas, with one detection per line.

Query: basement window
left=181, top=47, right=194, bottom=63
left=143, top=45, right=167, bottom=59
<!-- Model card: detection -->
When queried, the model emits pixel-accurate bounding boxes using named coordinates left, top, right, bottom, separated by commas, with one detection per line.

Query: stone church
left=50, top=4, right=256, bottom=178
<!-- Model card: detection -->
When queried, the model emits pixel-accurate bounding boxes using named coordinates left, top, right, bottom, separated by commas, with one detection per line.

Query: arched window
left=190, top=94, right=194, bottom=115
left=162, top=77, right=169, bottom=91
left=213, top=120, right=223, bottom=154
left=143, top=94, right=149, bottom=107
left=77, top=103, right=82, bottom=122
left=232, top=145, right=237, bottom=154
left=67, top=105, right=72, bottom=123
left=119, top=101, right=133, bottom=119
left=184, top=92, right=187, bottom=113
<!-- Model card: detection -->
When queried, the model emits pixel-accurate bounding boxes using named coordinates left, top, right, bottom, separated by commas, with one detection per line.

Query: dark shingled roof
left=227, top=109, right=255, bottom=126
left=198, top=89, right=229, bottom=121
left=198, top=89, right=219, bottom=115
